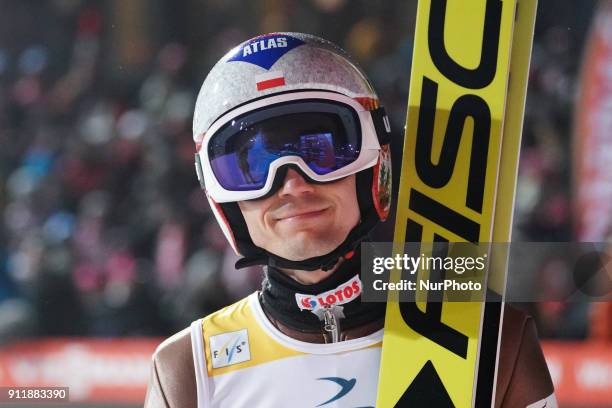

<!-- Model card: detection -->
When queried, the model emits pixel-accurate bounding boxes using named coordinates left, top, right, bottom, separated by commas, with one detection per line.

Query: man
left=145, top=33, right=556, bottom=407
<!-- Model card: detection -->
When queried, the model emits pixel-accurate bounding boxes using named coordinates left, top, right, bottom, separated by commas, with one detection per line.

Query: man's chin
left=272, top=237, right=341, bottom=262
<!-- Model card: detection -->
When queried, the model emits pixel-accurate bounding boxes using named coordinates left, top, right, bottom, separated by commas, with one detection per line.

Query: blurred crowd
left=0, top=0, right=602, bottom=343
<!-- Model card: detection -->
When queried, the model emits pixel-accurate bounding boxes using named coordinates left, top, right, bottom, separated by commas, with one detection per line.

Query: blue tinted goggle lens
left=208, top=101, right=361, bottom=191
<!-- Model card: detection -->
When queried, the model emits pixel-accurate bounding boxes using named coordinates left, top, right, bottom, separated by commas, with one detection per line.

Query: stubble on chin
left=269, top=231, right=339, bottom=261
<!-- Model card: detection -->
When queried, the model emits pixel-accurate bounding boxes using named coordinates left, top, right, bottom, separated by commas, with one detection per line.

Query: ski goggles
left=196, top=91, right=390, bottom=203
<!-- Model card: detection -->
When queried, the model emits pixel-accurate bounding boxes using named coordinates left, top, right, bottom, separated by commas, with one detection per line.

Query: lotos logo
left=295, top=276, right=362, bottom=311
left=227, top=34, right=305, bottom=70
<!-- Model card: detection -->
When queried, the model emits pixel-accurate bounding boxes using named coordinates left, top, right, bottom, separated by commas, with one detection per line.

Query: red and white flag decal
left=256, top=71, right=285, bottom=91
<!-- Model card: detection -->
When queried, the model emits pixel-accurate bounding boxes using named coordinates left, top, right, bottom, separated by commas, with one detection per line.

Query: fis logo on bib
left=295, top=275, right=362, bottom=311
left=209, top=329, right=251, bottom=369
left=227, top=34, right=305, bottom=70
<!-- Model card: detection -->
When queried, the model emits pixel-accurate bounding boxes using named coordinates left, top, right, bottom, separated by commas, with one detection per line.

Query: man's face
left=238, top=168, right=360, bottom=261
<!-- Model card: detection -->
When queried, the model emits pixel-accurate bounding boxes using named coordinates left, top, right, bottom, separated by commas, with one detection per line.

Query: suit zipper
left=321, top=305, right=345, bottom=343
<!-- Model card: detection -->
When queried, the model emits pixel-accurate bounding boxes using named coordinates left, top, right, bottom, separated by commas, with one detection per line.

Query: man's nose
left=278, top=168, right=315, bottom=197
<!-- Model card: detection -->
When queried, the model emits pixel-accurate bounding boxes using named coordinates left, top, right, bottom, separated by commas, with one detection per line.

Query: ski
left=376, top=0, right=537, bottom=407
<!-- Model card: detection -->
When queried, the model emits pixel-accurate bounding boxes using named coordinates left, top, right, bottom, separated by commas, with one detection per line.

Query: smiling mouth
left=275, top=208, right=329, bottom=221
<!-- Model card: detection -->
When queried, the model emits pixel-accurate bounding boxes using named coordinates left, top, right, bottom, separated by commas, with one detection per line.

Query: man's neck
left=260, top=252, right=386, bottom=337
left=279, top=258, right=344, bottom=285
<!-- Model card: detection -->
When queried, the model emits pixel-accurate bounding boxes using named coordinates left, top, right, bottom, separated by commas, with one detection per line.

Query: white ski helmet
left=193, top=32, right=392, bottom=271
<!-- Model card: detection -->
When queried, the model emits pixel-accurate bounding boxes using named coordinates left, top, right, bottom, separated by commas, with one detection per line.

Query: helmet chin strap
left=228, top=165, right=379, bottom=272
